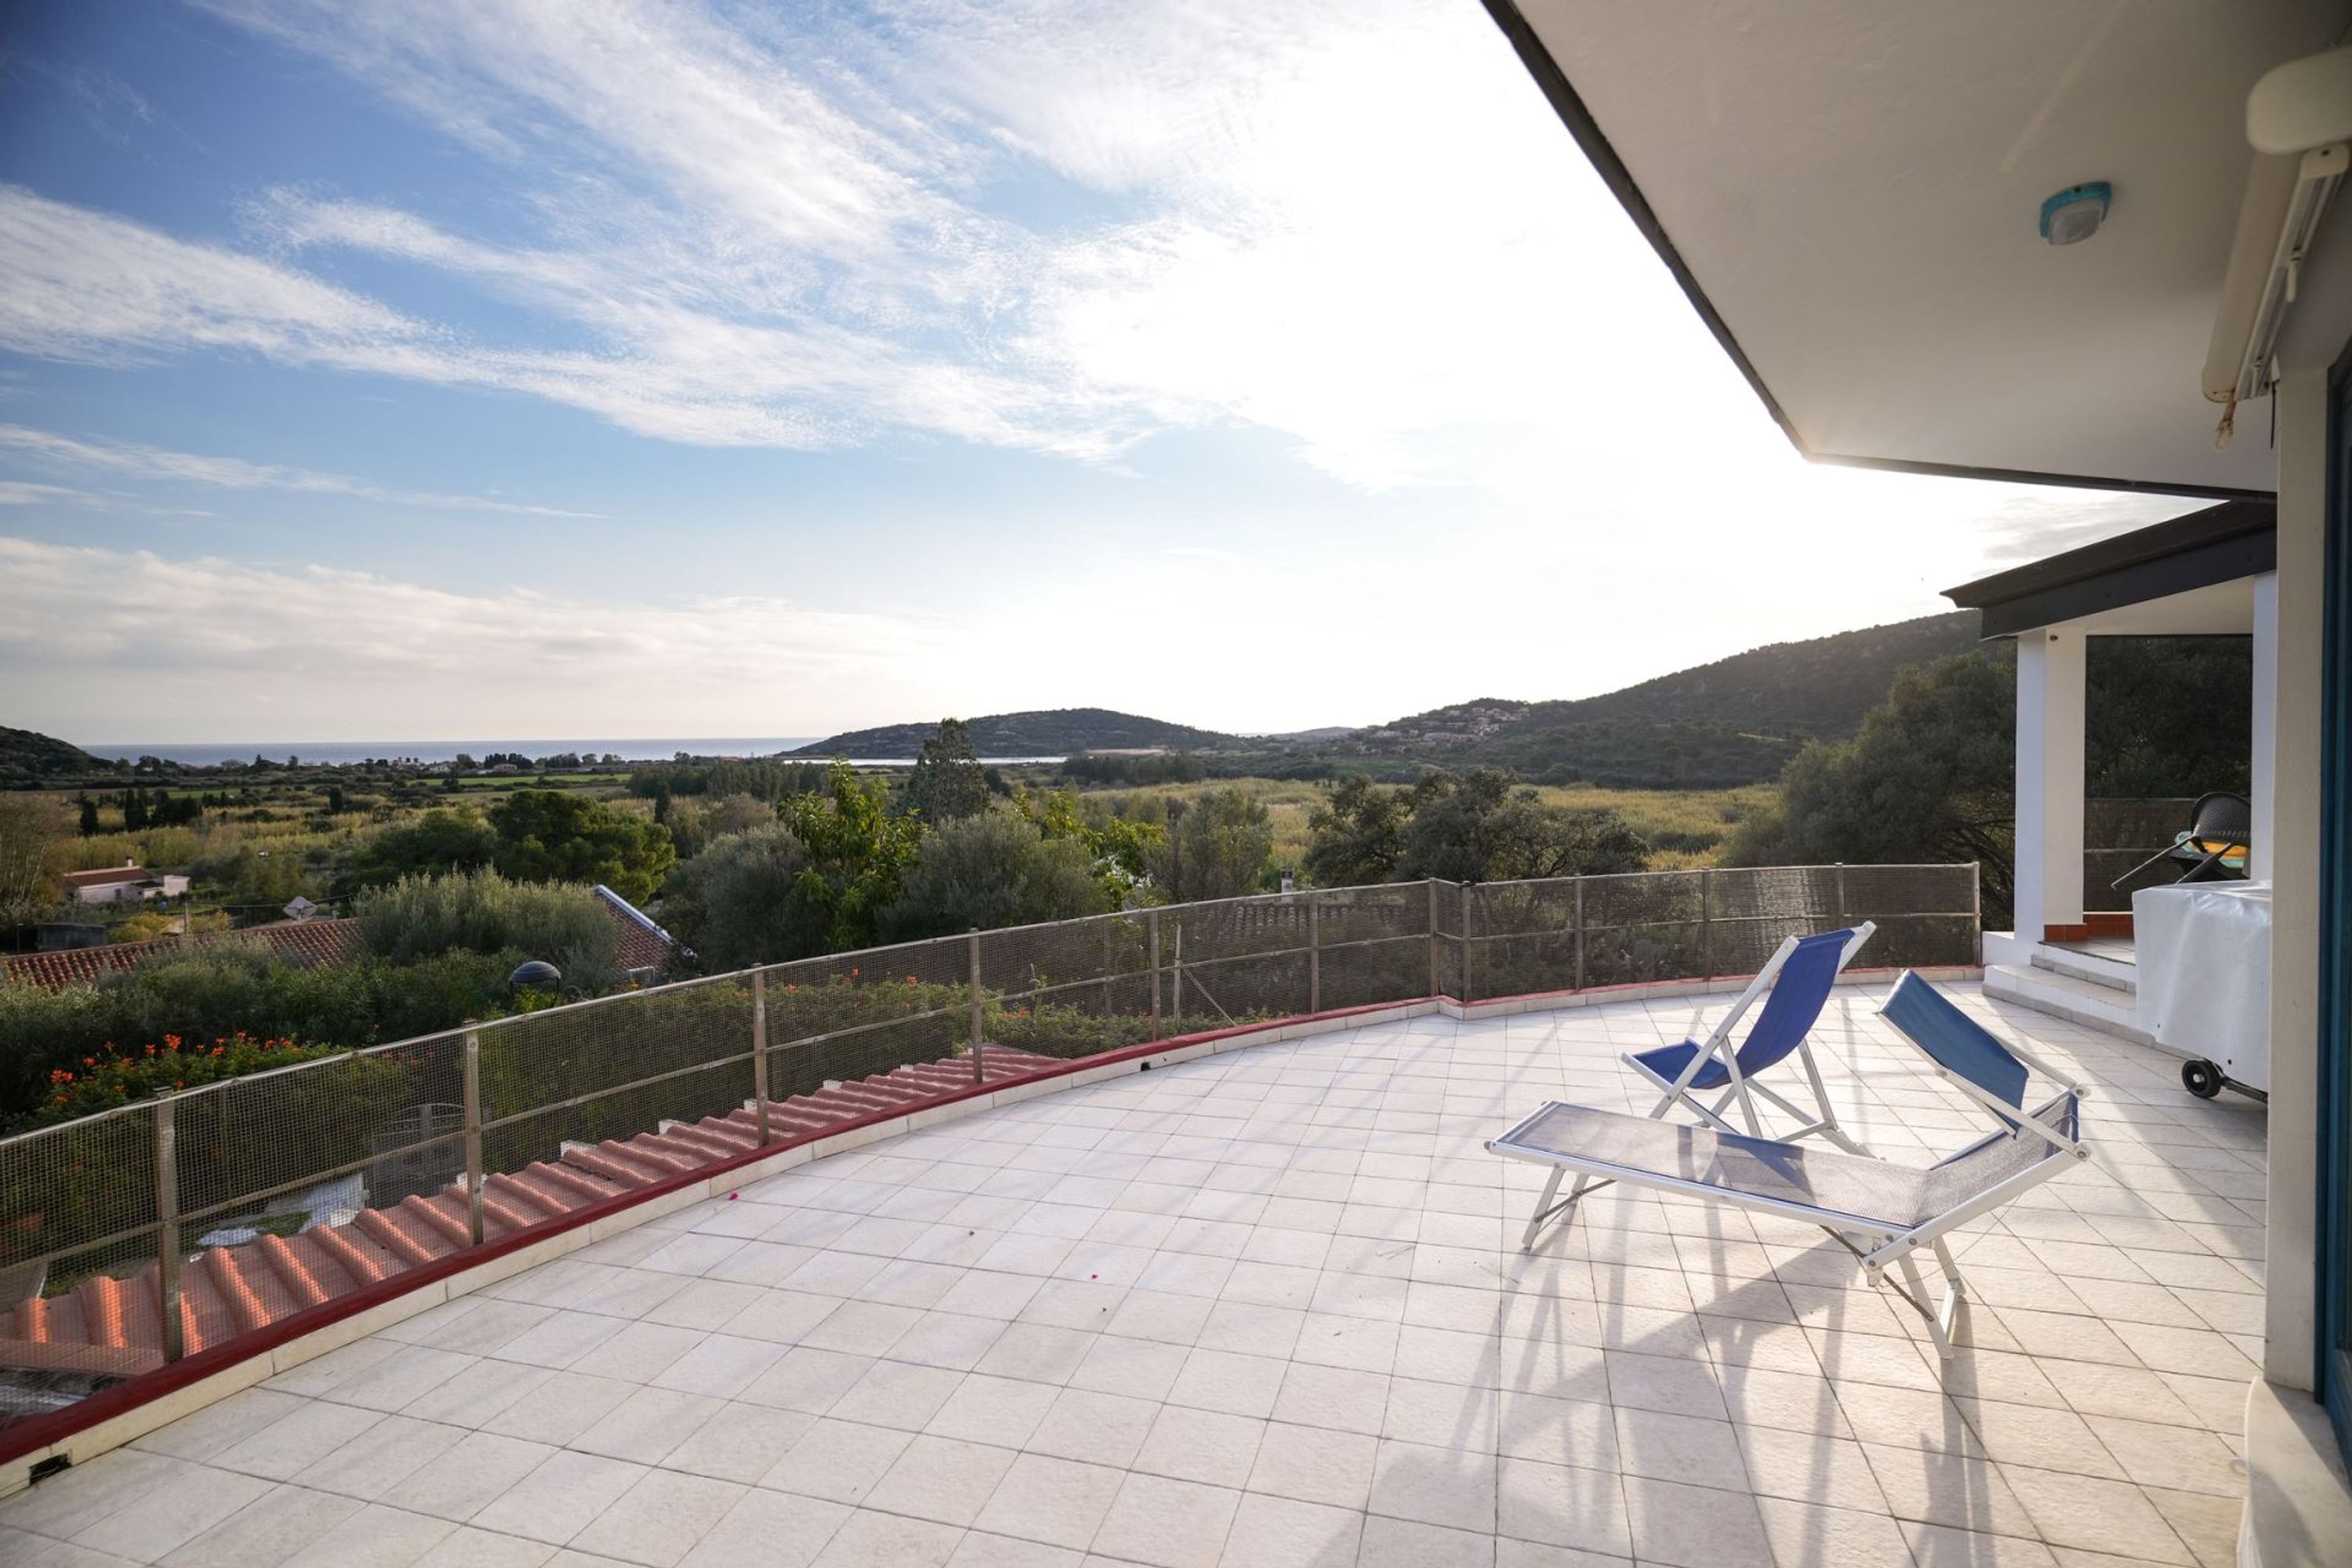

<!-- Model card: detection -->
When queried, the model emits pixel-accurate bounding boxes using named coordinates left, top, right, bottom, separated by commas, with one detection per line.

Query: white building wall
left=2263, top=368, right=2328, bottom=1392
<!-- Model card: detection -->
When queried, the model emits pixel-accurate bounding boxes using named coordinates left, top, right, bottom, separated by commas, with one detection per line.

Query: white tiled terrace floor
left=0, top=983, right=2268, bottom=1568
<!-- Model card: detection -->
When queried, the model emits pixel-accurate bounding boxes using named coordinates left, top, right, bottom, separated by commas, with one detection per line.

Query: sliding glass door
left=2320, top=356, right=2352, bottom=1463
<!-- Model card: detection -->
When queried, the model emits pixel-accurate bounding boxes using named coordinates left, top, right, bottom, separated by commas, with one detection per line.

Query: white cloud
left=0, top=184, right=420, bottom=369
left=0, top=537, right=946, bottom=739
left=0, top=425, right=596, bottom=517
left=0, top=480, right=94, bottom=505
left=0, top=0, right=2214, bottom=546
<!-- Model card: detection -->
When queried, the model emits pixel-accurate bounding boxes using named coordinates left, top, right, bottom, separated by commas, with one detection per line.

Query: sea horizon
left=83, top=738, right=826, bottom=767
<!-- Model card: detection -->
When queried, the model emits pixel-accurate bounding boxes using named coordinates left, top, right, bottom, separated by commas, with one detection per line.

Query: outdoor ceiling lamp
left=2038, top=182, right=2112, bottom=245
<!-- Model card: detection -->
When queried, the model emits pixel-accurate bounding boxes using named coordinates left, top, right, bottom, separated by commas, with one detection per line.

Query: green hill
left=1521, top=611, right=1985, bottom=736
left=1335, top=612, right=1991, bottom=787
left=792, top=708, right=1246, bottom=758
left=0, top=727, right=116, bottom=782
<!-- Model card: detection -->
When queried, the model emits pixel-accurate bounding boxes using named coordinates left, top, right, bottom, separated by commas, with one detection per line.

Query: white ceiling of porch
left=1510, top=0, right=2352, bottom=495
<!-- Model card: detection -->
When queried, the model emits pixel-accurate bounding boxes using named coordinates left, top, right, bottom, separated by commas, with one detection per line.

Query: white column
left=2249, top=571, right=2279, bottom=884
left=2013, top=628, right=2086, bottom=942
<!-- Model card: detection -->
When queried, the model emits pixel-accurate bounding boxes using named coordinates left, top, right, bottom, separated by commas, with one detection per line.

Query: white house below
left=57, top=862, right=191, bottom=906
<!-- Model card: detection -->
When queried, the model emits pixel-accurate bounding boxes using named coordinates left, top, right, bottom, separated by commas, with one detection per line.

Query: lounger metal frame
left=1625, top=923, right=1877, bottom=1153
left=1491, top=1088, right=2092, bottom=1360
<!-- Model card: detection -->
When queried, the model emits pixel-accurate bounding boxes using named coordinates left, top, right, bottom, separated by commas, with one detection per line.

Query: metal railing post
left=463, top=1029, right=485, bottom=1247
left=1461, top=883, right=1475, bottom=1007
left=1148, top=909, right=1163, bottom=1040
left=1835, top=862, right=1849, bottom=929
left=968, top=931, right=985, bottom=1085
left=1173, top=923, right=1185, bottom=1018
left=154, top=1097, right=181, bottom=1363
left=752, top=970, right=771, bottom=1145
left=1308, top=890, right=1322, bottom=1014
left=1574, top=876, right=1587, bottom=992
left=1700, top=868, right=1713, bottom=978
left=1970, top=862, right=1984, bottom=965
left=1426, top=880, right=1440, bottom=998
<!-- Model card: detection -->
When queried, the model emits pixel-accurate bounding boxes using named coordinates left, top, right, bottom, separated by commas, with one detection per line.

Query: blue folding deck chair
left=1490, top=968, right=2092, bottom=1360
left=1878, top=971, right=2090, bottom=1138
left=1624, top=923, right=1876, bottom=1154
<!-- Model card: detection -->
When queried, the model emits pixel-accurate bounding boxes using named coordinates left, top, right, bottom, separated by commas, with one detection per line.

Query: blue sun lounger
left=1624, top=924, right=1876, bottom=1153
left=1491, top=971, right=2090, bottom=1359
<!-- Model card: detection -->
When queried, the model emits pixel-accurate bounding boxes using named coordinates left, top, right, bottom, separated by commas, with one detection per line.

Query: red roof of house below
left=1, top=919, right=360, bottom=990
left=593, top=886, right=677, bottom=975
left=58, top=866, right=161, bottom=887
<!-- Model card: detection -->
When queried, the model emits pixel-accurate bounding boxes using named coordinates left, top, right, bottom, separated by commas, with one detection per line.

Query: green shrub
left=365, top=949, right=525, bottom=1044
left=346, top=808, right=497, bottom=890
left=0, top=943, right=385, bottom=1116
left=1151, top=788, right=1275, bottom=902
left=983, top=1001, right=1243, bottom=1059
left=357, top=869, right=616, bottom=967
left=881, top=812, right=1112, bottom=942
left=0, top=943, right=525, bottom=1125
left=489, top=790, right=675, bottom=904
left=661, top=825, right=828, bottom=969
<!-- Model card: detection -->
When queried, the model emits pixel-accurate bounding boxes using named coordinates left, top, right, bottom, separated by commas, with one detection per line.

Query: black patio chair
left=2109, top=790, right=2251, bottom=890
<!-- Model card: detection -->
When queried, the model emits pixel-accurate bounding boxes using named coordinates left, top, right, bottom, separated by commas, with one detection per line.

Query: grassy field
left=1534, top=782, right=1777, bottom=869
left=1067, top=777, right=1777, bottom=876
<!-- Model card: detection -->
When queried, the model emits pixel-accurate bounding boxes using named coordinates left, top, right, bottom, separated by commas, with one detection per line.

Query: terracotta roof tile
left=2, top=920, right=361, bottom=991
left=57, top=866, right=160, bottom=887
left=593, top=885, right=677, bottom=975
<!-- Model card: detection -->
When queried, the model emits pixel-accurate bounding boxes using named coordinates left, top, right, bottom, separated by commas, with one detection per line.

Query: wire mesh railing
left=2085, top=797, right=2200, bottom=912
left=0, top=862, right=1977, bottom=1436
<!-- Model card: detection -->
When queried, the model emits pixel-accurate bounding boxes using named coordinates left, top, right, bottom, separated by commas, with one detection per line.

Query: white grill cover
left=2132, top=881, right=2271, bottom=1091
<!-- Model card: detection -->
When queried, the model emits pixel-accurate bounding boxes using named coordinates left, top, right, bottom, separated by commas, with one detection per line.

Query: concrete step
left=1984, top=962, right=2152, bottom=1046
left=2031, top=947, right=2137, bottom=994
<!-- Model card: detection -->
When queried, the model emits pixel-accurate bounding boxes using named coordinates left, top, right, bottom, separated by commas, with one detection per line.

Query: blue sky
left=0, top=0, right=2192, bottom=744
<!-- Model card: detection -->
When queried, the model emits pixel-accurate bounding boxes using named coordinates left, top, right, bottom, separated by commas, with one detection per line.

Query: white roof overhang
left=1943, top=497, right=2274, bottom=637
left=1486, top=1, right=2352, bottom=498
left=2056, top=578, right=2255, bottom=637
